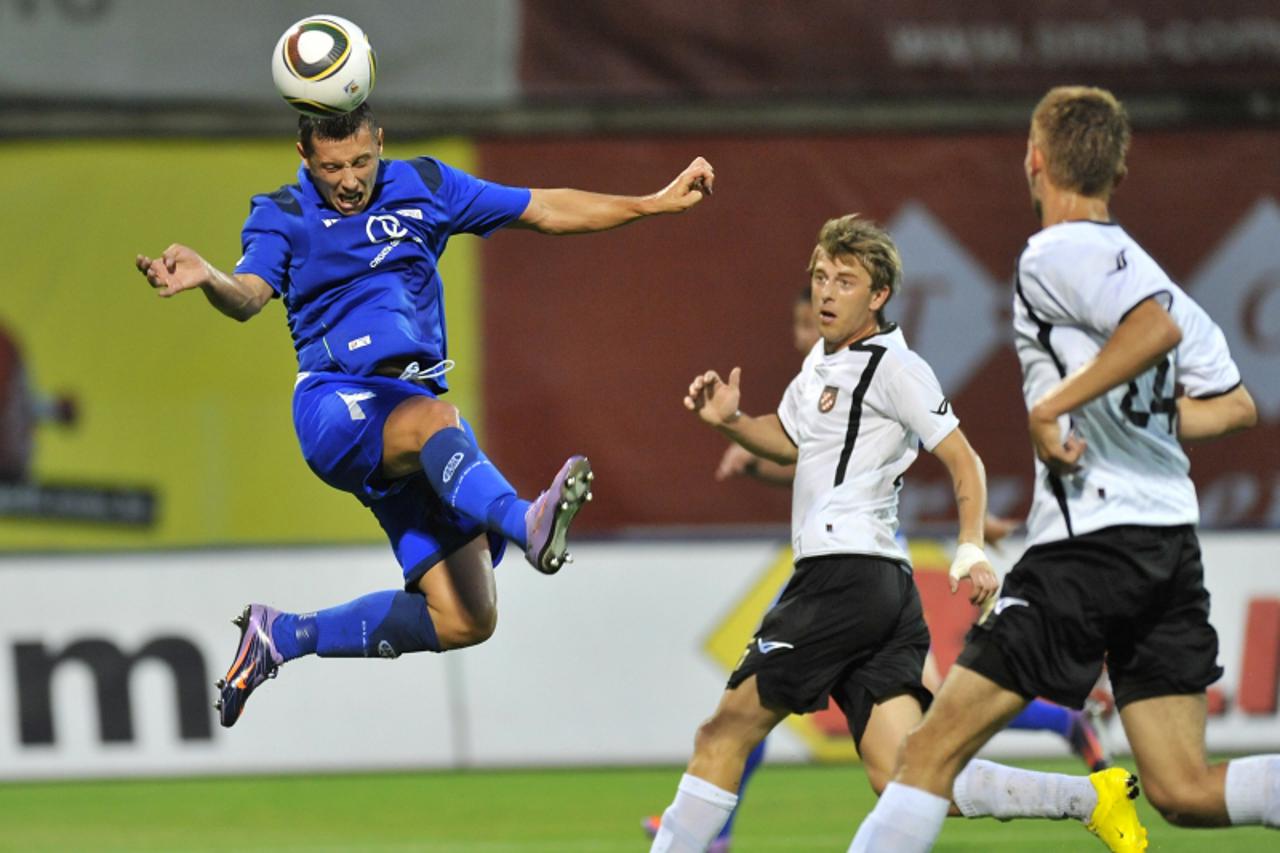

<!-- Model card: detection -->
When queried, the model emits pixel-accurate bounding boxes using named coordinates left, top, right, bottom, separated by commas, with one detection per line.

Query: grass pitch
left=0, top=760, right=1271, bottom=851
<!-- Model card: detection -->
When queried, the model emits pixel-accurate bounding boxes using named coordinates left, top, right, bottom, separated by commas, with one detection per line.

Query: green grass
left=0, top=761, right=1271, bottom=852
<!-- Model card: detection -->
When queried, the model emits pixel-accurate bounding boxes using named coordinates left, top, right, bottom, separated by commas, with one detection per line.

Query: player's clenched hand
left=948, top=543, right=999, bottom=608
left=651, top=157, right=715, bottom=213
left=1028, top=408, right=1086, bottom=476
left=684, top=366, right=741, bottom=427
left=135, top=244, right=212, bottom=298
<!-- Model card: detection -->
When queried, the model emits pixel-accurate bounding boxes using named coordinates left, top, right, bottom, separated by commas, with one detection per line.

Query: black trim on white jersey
left=1015, top=254, right=1074, bottom=536
left=1189, top=380, right=1243, bottom=401
left=834, top=343, right=887, bottom=486
left=1117, top=289, right=1173, bottom=324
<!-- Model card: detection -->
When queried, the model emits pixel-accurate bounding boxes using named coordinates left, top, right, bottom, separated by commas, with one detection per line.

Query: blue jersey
left=234, top=157, right=531, bottom=387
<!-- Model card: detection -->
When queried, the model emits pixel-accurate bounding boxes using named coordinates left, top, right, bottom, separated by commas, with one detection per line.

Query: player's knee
left=390, top=397, right=460, bottom=451
left=436, top=606, right=498, bottom=649
left=1143, top=773, right=1219, bottom=826
left=693, top=713, right=752, bottom=761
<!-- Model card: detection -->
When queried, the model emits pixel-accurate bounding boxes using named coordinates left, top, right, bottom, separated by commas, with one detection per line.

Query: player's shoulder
left=836, top=324, right=919, bottom=375
left=250, top=182, right=304, bottom=218
left=384, top=156, right=454, bottom=193
left=1023, top=220, right=1129, bottom=273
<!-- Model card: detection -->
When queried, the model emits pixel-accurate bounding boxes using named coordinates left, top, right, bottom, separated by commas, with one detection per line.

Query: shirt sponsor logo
left=322, top=218, right=340, bottom=228
left=366, top=214, right=408, bottom=242
left=347, top=335, right=371, bottom=351
left=756, top=638, right=795, bottom=654
left=931, top=398, right=951, bottom=416
left=442, top=452, right=466, bottom=484
left=819, top=385, right=839, bottom=413
left=395, top=208, right=424, bottom=220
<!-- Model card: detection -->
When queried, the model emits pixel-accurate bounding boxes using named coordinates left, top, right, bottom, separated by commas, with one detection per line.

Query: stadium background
left=2, top=1, right=1280, bottom=849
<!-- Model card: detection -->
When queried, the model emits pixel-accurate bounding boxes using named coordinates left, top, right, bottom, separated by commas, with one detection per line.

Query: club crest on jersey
left=819, top=385, right=839, bottom=413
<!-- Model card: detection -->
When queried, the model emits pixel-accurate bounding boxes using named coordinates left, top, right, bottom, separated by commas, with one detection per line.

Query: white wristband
left=948, top=542, right=988, bottom=582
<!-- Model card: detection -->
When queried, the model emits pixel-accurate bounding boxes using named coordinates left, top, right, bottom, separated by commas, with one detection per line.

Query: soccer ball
left=271, top=15, right=377, bottom=117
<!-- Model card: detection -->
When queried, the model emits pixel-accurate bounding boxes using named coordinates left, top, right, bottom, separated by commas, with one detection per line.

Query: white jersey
left=1014, top=221, right=1241, bottom=546
left=777, top=325, right=959, bottom=565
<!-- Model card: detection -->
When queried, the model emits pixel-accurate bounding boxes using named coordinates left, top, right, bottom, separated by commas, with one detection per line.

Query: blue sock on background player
left=1007, top=698, right=1073, bottom=737
left=717, top=739, right=767, bottom=840
left=273, top=590, right=440, bottom=660
left=420, top=426, right=530, bottom=545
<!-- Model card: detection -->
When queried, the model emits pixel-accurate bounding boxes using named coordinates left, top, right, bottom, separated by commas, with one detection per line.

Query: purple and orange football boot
left=1068, top=704, right=1113, bottom=773
left=524, top=455, right=593, bottom=574
left=215, top=604, right=284, bottom=728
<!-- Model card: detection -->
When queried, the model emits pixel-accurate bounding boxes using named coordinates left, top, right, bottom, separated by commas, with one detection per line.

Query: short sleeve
left=1174, top=295, right=1242, bottom=398
left=1019, top=241, right=1172, bottom=337
left=776, top=374, right=802, bottom=447
left=879, top=354, right=959, bottom=452
left=234, top=195, right=292, bottom=295
left=436, top=160, right=532, bottom=237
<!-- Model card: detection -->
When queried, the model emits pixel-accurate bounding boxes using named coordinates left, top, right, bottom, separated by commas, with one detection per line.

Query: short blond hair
left=1031, top=85, right=1130, bottom=198
left=807, top=214, right=902, bottom=326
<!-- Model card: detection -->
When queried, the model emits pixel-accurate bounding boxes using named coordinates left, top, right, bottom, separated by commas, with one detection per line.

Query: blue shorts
left=292, top=371, right=507, bottom=588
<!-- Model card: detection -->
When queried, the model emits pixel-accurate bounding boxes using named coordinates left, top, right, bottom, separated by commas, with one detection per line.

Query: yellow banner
left=1, top=138, right=483, bottom=550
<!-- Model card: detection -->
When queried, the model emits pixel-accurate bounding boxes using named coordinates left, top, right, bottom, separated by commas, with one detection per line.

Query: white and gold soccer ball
left=270, top=15, right=377, bottom=117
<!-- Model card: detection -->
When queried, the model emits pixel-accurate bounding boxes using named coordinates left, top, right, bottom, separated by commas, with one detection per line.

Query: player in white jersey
left=649, top=215, right=1144, bottom=853
left=851, top=86, right=1274, bottom=853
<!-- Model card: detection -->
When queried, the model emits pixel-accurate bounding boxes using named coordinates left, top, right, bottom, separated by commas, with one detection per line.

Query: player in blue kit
left=136, top=104, right=715, bottom=727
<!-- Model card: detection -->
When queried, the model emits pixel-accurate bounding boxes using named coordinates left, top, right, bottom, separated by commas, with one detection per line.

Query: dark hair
left=297, top=102, right=379, bottom=156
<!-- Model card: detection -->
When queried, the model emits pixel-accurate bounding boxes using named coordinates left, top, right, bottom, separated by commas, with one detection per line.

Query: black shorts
left=957, top=524, right=1223, bottom=710
left=727, top=554, right=931, bottom=745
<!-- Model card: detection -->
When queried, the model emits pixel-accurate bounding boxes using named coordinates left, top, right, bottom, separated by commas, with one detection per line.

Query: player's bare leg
left=895, top=666, right=1026, bottom=795
left=858, top=693, right=928, bottom=795
left=1120, top=694, right=1235, bottom=827
left=416, top=534, right=497, bottom=649
left=851, top=666, right=1148, bottom=852
left=650, top=676, right=785, bottom=852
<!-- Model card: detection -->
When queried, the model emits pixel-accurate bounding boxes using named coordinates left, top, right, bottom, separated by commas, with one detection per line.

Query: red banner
left=521, top=0, right=1280, bottom=98
left=478, top=129, right=1280, bottom=531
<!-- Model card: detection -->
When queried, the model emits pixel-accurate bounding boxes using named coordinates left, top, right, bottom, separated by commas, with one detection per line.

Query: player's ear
left=295, top=141, right=307, bottom=161
left=375, top=128, right=384, bottom=151
left=870, top=284, right=891, bottom=311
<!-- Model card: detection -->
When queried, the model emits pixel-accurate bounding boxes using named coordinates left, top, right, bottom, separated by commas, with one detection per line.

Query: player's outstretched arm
left=135, top=244, right=274, bottom=322
left=1028, top=296, right=1182, bottom=474
left=683, top=366, right=796, bottom=465
left=930, top=428, right=999, bottom=608
left=1177, top=384, right=1257, bottom=443
left=513, top=157, right=714, bottom=234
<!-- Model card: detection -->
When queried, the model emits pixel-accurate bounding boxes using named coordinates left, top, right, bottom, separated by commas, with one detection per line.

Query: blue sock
left=717, top=739, right=767, bottom=840
left=420, top=427, right=530, bottom=545
left=273, top=590, right=440, bottom=661
left=1008, top=698, right=1074, bottom=738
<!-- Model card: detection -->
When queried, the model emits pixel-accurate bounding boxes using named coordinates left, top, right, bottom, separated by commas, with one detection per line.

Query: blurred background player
left=644, top=285, right=1110, bottom=850
left=0, top=323, right=77, bottom=484
left=851, top=85, right=1274, bottom=853
left=135, top=103, right=715, bottom=727
left=649, top=215, right=1141, bottom=853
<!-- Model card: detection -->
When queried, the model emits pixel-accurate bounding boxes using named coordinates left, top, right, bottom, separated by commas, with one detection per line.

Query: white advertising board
left=0, top=534, right=1277, bottom=780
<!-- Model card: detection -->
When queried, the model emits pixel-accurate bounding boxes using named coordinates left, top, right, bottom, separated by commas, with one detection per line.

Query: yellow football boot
left=1086, top=768, right=1149, bottom=852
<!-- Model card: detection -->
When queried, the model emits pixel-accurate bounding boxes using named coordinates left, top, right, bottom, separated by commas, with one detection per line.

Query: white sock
left=847, top=781, right=949, bottom=853
left=649, top=773, right=738, bottom=852
left=952, top=758, right=1097, bottom=821
left=1225, top=755, right=1280, bottom=828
